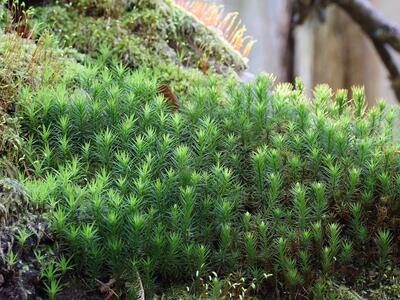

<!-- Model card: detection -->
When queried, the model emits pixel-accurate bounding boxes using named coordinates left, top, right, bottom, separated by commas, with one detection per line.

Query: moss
left=0, top=108, right=21, bottom=164
left=149, top=62, right=239, bottom=99
left=0, top=29, right=83, bottom=165
left=326, top=283, right=365, bottom=300
left=4, top=2, right=400, bottom=299
left=16, top=63, right=400, bottom=298
left=371, top=282, right=400, bottom=299
left=0, top=30, right=83, bottom=106
left=370, top=273, right=400, bottom=299
left=33, top=0, right=247, bottom=74
left=326, top=270, right=400, bottom=299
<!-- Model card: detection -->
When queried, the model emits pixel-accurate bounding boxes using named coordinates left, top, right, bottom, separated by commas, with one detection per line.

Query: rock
left=0, top=178, right=29, bottom=227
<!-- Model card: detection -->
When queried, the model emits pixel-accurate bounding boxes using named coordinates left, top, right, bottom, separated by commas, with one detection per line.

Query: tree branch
left=329, top=0, right=400, bottom=53
left=282, top=1, right=296, bottom=83
left=372, top=40, right=400, bottom=102
left=327, top=0, right=400, bottom=103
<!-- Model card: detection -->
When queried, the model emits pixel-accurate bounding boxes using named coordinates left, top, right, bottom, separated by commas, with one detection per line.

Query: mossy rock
left=33, top=0, right=247, bottom=74
left=0, top=178, right=30, bottom=227
left=0, top=108, right=21, bottom=162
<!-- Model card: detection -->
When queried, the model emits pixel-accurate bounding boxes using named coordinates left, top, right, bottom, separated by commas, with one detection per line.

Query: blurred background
left=217, top=0, right=400, bottom=105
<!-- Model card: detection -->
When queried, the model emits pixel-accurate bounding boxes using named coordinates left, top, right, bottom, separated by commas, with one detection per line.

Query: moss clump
left=0, top=29, right=83, bottom=165
left=17, top=63, right=400, bottom=298
left=325, top=272, right=400, bottom=299
left=33, top=0, right=247, bottom=74
left=2, top=2, right=400, bottom=299
left=0, top=30, right=83, bottom=105
left=370, top=279, right=400, bottom=299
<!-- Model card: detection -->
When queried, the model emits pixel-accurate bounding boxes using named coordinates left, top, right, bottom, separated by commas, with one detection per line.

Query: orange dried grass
left=174, top=0, right=256, bottom=58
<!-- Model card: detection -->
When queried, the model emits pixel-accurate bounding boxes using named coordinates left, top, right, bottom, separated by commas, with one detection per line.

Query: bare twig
left=96, top=278, right=119, bottom=299
left=290, top=0, right=400, bottom=102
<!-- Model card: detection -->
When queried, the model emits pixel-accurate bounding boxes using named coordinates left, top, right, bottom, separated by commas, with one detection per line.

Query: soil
left=0, top=212, right=50, bottom=299
left=0, top=214, right=105, bottom=300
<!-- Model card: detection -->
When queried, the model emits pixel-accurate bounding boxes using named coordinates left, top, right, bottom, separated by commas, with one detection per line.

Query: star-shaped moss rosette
left=174, top=0, right=256, bottom=63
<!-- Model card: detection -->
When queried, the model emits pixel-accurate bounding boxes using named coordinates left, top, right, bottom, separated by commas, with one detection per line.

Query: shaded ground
left=0, top=216, right=49, bottom=299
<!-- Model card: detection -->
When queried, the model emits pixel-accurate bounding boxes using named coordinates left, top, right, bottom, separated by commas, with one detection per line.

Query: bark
left=282, top=1, right=296, bottom=83
left=311, top=7, right=373, bottom=93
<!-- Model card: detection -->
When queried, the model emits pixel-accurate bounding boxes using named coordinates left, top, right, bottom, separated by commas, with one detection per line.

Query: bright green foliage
left=19, top=64, right=400, bottom=297
left=0, top=28, right=83, bottom=166
left=376, top=230, right=393, bottom=269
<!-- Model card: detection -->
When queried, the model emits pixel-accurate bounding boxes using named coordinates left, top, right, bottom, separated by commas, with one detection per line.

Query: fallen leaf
left=158, top=84, right=179, bottom=112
